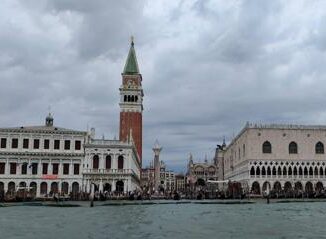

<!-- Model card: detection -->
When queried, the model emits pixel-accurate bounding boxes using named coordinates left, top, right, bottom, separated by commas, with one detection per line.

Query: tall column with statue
left=153, top=141, right=162, bottom=193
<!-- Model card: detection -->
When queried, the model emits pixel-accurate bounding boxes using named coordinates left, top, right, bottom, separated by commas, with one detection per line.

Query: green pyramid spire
left=123, top=37, right=139, bottom=75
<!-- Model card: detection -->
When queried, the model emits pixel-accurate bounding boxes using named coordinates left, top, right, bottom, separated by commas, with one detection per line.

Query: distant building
left=162, top=170, right=175, bottom=192
left=217, top=123, right=326, bottom=196
left=187, top=154, right=219, bottom=192
left=175, top=174, right=186, bottom=193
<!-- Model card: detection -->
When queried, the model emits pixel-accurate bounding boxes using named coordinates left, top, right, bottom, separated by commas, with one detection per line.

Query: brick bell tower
left=119, top=37, right=144, bottom=164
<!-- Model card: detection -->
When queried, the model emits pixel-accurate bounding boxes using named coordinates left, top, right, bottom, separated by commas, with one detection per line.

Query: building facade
left=218, top=123, right=326, bottom=196
left=187, top=154, right=219, bottom=190
left=175, top=174, right=186, bottom=193
left=0, top=114, right=86, bottom=198
left=141, top=166, right=154, bottom=192
left=83, top=134, right=141, bottom=194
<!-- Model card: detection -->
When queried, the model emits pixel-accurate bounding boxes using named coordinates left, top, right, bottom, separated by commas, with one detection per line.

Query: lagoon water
left=1, top=201, right=326, bottom=239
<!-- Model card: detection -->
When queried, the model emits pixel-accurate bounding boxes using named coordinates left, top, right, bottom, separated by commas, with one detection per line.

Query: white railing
left=83, top=169, right=135, bottom=175
left=88, top=139, right=129, bottom=146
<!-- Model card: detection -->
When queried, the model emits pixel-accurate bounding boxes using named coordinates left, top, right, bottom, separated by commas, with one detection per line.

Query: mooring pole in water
left=266, top=195, right=270, bottom=204
left=90, top=183, right=95, bottom=208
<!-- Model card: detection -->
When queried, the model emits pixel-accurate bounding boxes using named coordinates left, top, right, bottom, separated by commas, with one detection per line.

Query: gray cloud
left=1, top=0, right=326, bottom=171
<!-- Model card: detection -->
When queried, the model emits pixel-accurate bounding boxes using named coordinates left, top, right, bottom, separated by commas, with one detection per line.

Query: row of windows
left=0, top=162, right=80, bottom=175
left=250, top=165, right=326, bottom=177
left=123, top=95, right=139, bottom=102
left=92, top=155, right=124, bottom=170
left=262, top=141, right=325, bottom=154
left=0, top=138, right=81, bottom=150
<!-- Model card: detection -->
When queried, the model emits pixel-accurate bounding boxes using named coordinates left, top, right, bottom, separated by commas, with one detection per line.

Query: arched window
left=288, top=167, right=292, bottom=175
left=93, top=155, right=99, bottom=169
left=250, top=167, right=255, bottom=176
left=40, top=182, right=47, bottom=195
left=277, top=167, right=282, bottom=176
left=272, top=167, right=276, bottom=175
left=51, top=182, right=58, bottom=193
left=294, top=167, right=297, bottom=176
left=289, top=142, right=298, bottom=154
left=262, top=141, right=272, bottom=154
left=106, top=155, right=111, bottom=170
left=131, top=95, right=134, bottom=102
left=135, top=96, right=138, bottom=102
left=316, top=142, right=324, bottom=154
left=72, top=182, right=79, bottom=194
left=256, top=167, right=260, bottom=176
left=267, top=167, right=271, bottom=176
left=61, top=182, right=69, bottom=194
left=309, top=167, right=313, bottom=176
left=124, top=95, right=127, bottom=102
left=262, top=167, right=266, bottom=176
left=8, top=182, right=15, bottom=193
left=283, top=167, right=287, bottom=176
left=314, top=166, right=318, bottom=176
left=118, top=155, right=124, bottom=170
left=128, top=95, right=131, bottom=102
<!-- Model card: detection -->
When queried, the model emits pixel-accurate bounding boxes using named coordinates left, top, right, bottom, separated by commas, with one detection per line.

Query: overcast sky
left=1, top=0, right=326, bottom=172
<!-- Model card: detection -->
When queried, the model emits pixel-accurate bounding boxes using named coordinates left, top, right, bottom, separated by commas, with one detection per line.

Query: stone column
left=4, top=181, right=8, bottom=192
left=28, top=158, right=32, bottom=175
left=69, top=160, right=73, bottom=176
left=68, top=183, right=72, bottom=194
left=99, top=179, right=103, bottom=192
left=5, top=159, right=9, bottom=175
left=86, top=179, right=90, bottom=193
left=100, top=153, right=105, bottom=170
left=36, top=182, right=41, bottom=198
left=153, top=141, right=162, bottom=192
left=49, top=159, right=52, bottom=174
left=58, top=160, right=62, bottom=176
left=124, top=179, right=127, bottom=192
left=127, top=178, right=132, bottom=192
left=112, top=154, right=117, bottom=170
left=112, top=179, right=116, bottom=191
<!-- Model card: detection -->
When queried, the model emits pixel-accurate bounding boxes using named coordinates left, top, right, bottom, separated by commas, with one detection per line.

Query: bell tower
left=119, top=37, right=144, bottom=164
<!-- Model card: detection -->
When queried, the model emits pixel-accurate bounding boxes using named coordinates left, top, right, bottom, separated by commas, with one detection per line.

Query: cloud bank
left=1, top=0, right=326, bottom=171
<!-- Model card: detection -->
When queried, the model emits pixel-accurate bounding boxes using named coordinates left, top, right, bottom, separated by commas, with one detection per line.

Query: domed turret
left=45, top=113, right=54, bottom=127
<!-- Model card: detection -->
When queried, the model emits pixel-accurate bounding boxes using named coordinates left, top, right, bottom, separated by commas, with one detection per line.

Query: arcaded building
left=83, top=135, right=141, bottom=193
left=0, top=114, right=86, bottom=198
left=218, top=123, right=326, bottom=195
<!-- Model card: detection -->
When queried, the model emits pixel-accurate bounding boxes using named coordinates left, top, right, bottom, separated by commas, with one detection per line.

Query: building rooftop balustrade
left=88, top=139, right=130, bottom=146
left=83, top=168, right=136, bottom=175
